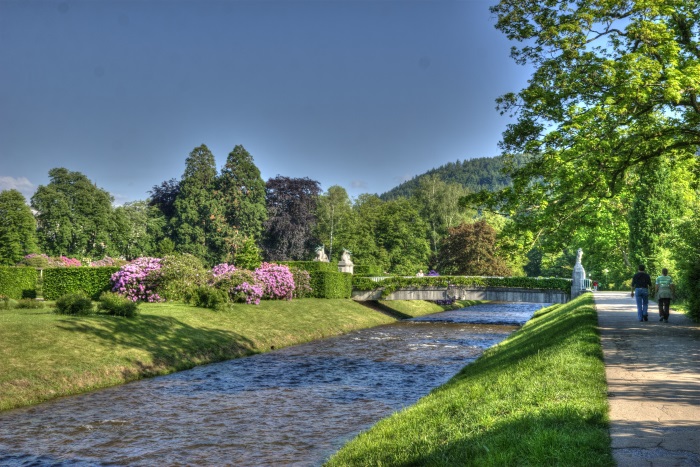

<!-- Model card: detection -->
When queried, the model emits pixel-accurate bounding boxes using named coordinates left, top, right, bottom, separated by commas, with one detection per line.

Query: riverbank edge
left=325, top=294, right=614, bottom=466
left=0, top=298, right=457, bottom=412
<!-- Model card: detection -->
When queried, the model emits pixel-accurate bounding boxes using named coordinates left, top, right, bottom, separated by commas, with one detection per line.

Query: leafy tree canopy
left=483, top=0, right=700, bottom=249
left=0, top=189, right=37, bottom=265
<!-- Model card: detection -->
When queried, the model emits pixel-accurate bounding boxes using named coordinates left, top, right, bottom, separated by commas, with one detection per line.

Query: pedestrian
left=655, top=268, right=675, bottom=323
left=631, top=264, right=652, bottom=322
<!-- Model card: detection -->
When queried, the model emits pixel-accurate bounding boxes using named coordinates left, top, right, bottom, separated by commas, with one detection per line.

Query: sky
left=0, top=0, right=531, bottom=205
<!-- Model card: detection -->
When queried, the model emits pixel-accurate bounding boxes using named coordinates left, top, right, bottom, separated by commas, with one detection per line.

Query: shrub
left=278, top=261, right=336, bottom=273
left=214, top=269, right=263, bottom=305
left=312, top=271, right=353, bottom=299
left=186, top=286, right=228, bottom=309
left=0, top=267, right=38, bottom=299
left=290, top=266, right=313, bottom=299
left=110, top=257, right=163, bottom=302
left=16, top=298, right=44, bottom=309
left=43, top=267, right=119, bottom=300
left=159, top=254, right=207, bottom=301
left=55, top=293, right=94, bottom=315
left=254, top=262, right=295, bottom=300
left=98, top=292, right=139, bottom=317
left=353, top=265, right=385, bottom=276
left=0, top=295, right=17, bottom=310
left=17, top=254, right=50, bottom=268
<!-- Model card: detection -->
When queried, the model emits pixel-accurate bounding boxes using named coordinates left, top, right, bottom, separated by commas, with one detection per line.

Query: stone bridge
left=352, top=285, right=570, bottom=304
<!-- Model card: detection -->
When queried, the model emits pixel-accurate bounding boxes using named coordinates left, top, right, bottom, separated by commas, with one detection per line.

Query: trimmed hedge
left=0, top=267, right=38, bottom=299
left=311, top=271, right=353, bottom=299
left=352, top=275, right=572, bottom=298
left=353, top=265, right=384, bottom=276
left=43, top=267, right=120, bottom=300
left=278, top=261, right=336, bottom=273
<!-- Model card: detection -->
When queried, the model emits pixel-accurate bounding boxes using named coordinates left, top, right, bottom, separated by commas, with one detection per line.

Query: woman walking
left=655, top=268, right=675, bottom=323
left=631, top=264, right=652, bottom=322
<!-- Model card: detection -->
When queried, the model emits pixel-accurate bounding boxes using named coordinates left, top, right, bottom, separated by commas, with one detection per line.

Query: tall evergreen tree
left=31, top=168, right=114, bottom=258
left=171, top=144, right=230, bottom=265
left=218, top=145, right=267, bottom=240
left=0, top=189, right=37, bottom=265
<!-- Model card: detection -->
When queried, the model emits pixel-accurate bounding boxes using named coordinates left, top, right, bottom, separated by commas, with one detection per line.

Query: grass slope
left=0, top=299, right=394, bottom=412
left=326, top=294, right=614, bottom=466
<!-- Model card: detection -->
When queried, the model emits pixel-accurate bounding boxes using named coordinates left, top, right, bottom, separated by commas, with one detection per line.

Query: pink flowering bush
left=213, top=269, right=263, bottom=305
left=110, top=257, right=164, bottom=302
left=17, top=254, right=81, bottom=268
left=232, top=282, right=264, bottom=305
left=254, top=262, right=295, bottom=300
left=57, top=256, right=82, bottom=267
left=211, top=263, right=237, bottom=278
left=289, top=266, right=313, bottom=299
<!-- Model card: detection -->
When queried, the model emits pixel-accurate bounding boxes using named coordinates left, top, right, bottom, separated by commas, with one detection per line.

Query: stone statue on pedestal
left=338, top=249, right=353, bottom=274
left=571, top=248, right=586, bottom=298
left=314, top=245, right=329, bottom=262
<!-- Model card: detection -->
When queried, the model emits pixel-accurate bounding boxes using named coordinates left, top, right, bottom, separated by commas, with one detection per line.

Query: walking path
left=595, top=291, right=700, bottom=466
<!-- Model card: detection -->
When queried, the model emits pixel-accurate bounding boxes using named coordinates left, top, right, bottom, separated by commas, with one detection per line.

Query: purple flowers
left=254, top=262, right=295, bottom=300
left=211, top=263, right=237, bottom=278
left=110, top=257, right=164, bottom=302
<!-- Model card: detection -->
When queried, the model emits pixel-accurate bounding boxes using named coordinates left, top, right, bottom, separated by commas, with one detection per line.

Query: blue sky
left=0, top=0, right=530, bottom=205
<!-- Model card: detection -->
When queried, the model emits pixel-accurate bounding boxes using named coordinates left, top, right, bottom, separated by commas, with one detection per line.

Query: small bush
left=159, top=254, right=207, bottom=301
left=16, top=299, right=44, bottom=309
left=98, top=292, right=139, bottom=317
left=186, top=286, right=228, bottom=310
left=0, top=295, right=18, bottom=310
left=290, top=267, right=313, bottom=298
left=214, top=270, right=263, bottom=305
left=55, top=293, right=94, bottom=315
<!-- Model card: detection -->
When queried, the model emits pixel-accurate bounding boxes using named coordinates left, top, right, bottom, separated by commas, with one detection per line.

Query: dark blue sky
left=0, top=0, right=530, bottom=204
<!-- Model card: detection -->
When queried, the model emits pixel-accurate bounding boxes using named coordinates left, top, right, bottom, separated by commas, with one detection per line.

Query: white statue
left=314, top=245, right=329, bottom=262
left=340, top=249, right=353, bottom=264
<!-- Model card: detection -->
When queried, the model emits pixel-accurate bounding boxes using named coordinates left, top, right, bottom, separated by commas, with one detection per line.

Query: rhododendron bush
left=254, top=263, right=295, bottom=300
left=110, top=257, right=163, bottom=302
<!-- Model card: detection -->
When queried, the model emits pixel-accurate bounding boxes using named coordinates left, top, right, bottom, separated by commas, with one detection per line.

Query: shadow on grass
left=356, top=300, right=414, bottom=320
left=55, top=314, right=257, bottom=377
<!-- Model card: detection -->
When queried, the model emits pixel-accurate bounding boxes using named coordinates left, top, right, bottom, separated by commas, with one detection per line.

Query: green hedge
left=278, top=261, right=336, bottom=273
left=0, top=267, right=38, bottom=299
left=353, top=265, right=384, bottom=276
left=352, top=275, right=572, bottom=297
left=311, top=271, right=353, bottom=299
left=43, top=267, right=120, bottom=300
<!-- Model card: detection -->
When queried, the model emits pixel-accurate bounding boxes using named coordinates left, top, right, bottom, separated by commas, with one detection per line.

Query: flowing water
left=0, top=302, right=547, bottom=466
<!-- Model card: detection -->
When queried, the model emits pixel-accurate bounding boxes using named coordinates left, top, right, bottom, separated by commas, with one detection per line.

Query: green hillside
left=380, top=154, right=525, bottom=200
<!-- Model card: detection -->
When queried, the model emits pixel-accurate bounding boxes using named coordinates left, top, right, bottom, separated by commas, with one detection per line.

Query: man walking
left=631, top=264, right=652, bottom=321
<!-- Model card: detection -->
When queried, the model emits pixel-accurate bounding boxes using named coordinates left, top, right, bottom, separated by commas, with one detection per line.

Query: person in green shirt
left=655, top=268, right=675, bottom=323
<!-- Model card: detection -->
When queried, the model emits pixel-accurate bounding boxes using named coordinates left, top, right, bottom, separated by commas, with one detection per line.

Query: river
left=0, top=302, right=547, bottom=466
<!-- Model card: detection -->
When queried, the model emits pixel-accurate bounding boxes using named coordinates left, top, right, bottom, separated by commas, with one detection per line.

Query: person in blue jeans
left=631, top=264, right=652, bottom=321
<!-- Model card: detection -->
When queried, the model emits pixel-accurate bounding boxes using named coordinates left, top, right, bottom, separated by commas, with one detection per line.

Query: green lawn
left=325, top=294, right=614, bottom=466
left=0, top=299, right=394, bottom=411
left=379, top=299, right=488, bottom=318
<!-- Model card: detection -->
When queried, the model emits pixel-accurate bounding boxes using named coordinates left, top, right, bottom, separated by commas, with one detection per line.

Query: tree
left=262, top=176, right=321, bottom=261
left=149, top=178, right=180, bottom=220
left=31, top=168, right=114, bottom=258
left=413, top=175, right=473, bottom=257
left=375, top=198, right=431, bottom=275
left=437, top=220, right=512, bottom=276
left=109, top=201, right=166, bottom=260
left=0, top=190, right=37, bottom=265
left=483, top=1, right=700, bottom=248
left=170, top=145, right=230, bottom=265
left=314, top=185, right=355, bottom=261
left=218, top=145, right=267, bottom=240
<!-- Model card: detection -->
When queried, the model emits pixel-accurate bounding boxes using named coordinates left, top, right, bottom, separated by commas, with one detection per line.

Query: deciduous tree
left=437, top=220, right=511, bottom=276
left=0, top=189, right=37, bottom=265
left=262, top=176, right=321, bottom=261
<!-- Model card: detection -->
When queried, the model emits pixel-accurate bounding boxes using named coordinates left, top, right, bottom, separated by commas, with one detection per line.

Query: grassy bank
left=326, top=294, right=614, bottom=466
left=0, top=299, right=394, bottom=412
left=377, top=299, right=487, bottom=318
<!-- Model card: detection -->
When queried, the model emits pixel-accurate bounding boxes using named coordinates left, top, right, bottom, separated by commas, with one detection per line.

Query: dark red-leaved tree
left=437, top=220, right=511, bottom=276
left=262, top=176, right=321, bottom=261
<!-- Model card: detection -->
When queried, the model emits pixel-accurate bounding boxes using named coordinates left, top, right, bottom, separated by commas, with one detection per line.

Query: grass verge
left=0, top=299, right=394, bottom=412
left=376, top=299, right=489, bottom=319
left=325, top=294, right=614, bottom=466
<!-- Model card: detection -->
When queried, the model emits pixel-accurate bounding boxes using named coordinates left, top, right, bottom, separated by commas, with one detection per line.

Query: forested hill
left=380, top=154, right=524, bottom=200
